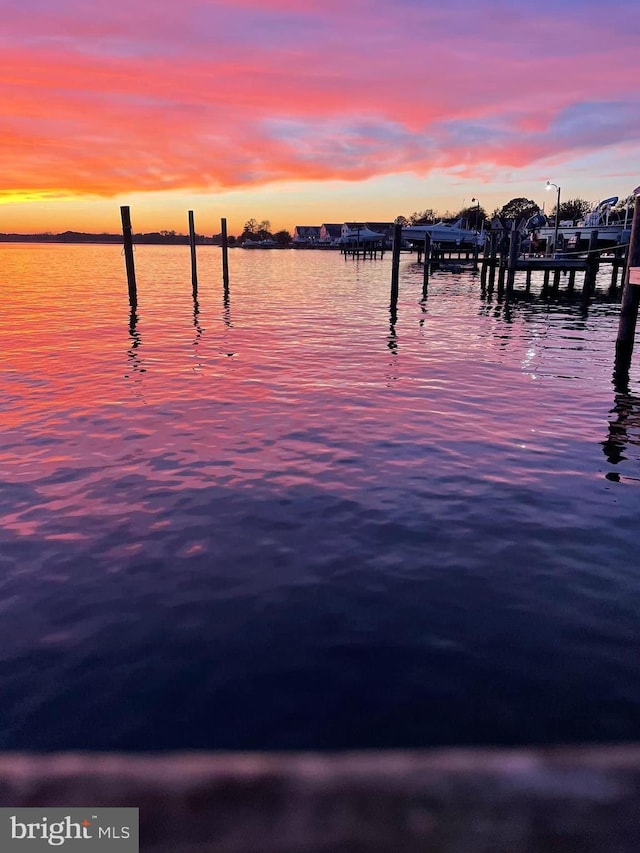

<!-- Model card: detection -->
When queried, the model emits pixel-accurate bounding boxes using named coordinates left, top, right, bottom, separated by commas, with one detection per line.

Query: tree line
left=397, top=195, right=633, bottom=230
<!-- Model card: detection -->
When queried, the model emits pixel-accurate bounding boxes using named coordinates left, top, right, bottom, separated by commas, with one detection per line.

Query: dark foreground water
left=1, top=244, right=640, bottom=751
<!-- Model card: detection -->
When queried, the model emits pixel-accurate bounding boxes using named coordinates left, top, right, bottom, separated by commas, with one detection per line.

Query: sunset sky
left=1, top=0, right=639, bottom=235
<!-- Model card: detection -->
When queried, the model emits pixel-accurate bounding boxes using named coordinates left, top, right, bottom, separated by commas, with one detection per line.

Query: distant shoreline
left=0, top=232, right=214, bottom=245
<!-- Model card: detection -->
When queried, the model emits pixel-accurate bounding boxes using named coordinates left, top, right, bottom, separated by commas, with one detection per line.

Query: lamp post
left=471, top=197, right=481, bottom=230
left=546, top=181, right=561, bottom=256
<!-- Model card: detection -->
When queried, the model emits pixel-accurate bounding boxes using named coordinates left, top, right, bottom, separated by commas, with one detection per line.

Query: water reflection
left=191, top=297, right=204, bottom=372
left=386, top=306, right=399, bottom=382
left=603, top=388, right=640, bottom=469
left=223, top=288, right=233, bottom=329
left=125, top=306, right=145, bottom=381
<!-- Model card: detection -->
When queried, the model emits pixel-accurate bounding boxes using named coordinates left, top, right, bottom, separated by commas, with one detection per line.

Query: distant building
left=319, top=224, right=343, bottom=244
left=292, top=226, right=321, bottom=245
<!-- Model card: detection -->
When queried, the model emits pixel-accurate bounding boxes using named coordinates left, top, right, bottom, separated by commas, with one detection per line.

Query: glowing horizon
left=2, top=0, right=639, bottom=235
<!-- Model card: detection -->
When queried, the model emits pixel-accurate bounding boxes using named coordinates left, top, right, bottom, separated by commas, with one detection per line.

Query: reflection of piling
left=221, top=217, right=230, bottom=291
left=615, top=197, right=640, bottom=383
left=422, top=233, right=431, bottom=299
left=120, top=206, right=137, bottom=306
left=390, top=222, right=402, bottom=309
left=188, top=210, right=198, bottom=296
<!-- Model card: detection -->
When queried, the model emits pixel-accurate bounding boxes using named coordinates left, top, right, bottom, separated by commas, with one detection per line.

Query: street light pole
left=471, top=197, right=481, bottom=231
left=546, top=181, right=561, bottom=256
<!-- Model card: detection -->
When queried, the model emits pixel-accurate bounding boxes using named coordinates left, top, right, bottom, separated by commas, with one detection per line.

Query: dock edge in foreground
left=1, top=746, right=640, bottom=852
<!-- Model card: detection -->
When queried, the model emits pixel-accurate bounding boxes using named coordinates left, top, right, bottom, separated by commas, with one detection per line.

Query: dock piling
left=583, top=230, right=599, bottom=298
left=188, top=211, right=198, bottom=296
left=422, top=233, right=431, bottom=299
left=506, top=222, right=519, bottom=292
left=390, top=222, right=402, bottom=309
left=221, top=217, right=230, bottom=291
left=615, top=197, right=640, bottom=383
left=120, top=205, right=137, bottom=306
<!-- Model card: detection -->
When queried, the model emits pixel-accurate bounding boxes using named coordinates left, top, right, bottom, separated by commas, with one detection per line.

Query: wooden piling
left=506, top=222, right=519, bottom=292
left=480, top=236, right=489, bottom=287
left=390, top=222, right=402, bottom=308
left=615, top=197, right=640, bottom=382
left=583, top=229, right=599, bottom=297
left=610, top=263, right=619, bottom=291
left=120, top=205, right=137, bottom=306
left=487, top=232, right=498, bottom=291
left=221, top=217, right=230, bottom=290
left=568, top=269, right=576, bottom=292
left=188, top=210, right=198, bottom=295
left=422, top=233, right=431, bottom=299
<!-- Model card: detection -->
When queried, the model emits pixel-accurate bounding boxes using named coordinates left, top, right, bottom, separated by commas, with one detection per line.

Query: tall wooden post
left=615, top=197, right=640, bottom=383
left=120, top=206, right=137, bottom=306
left=422, top=233, right=431, bottom=299
left=188, top=210, right=198, bottom=296
left=497, top=228, right=508, bottom=292
left=390, top=222, right=402, bottom=309
left=583, top=229, right=599, bottom=297
left=221, top=217, right=230, bottom=291
left=506, top=221, right=519, bottom=292
left=487, top=231, right=498, bottom=291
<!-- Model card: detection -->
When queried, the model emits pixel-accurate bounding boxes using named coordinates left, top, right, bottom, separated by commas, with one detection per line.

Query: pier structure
left=478, top=223, right=630, bottom=298
left=341, top=240, right=386, bottom=259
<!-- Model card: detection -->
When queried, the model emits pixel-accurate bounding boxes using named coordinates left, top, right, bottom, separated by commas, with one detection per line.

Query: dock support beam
left=221, top=217, right=230, bottom=291
left=583, top=230, right=599, bottom=297
left=120, top=205, right=137, bottom=307
left=506, top=222, right=519, bottom=292
left=390, top=222, right=402, bottom=310
left=615, top=197, right=640, bottom=384
left=422, top=233, right=431, bottom=299
left=188, top=210, right=198, bottom=297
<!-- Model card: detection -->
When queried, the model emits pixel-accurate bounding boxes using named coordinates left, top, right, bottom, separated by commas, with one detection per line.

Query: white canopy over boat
left=340, top=227, right=385, bottom=242
left=402, top=219, right=485, bottom=247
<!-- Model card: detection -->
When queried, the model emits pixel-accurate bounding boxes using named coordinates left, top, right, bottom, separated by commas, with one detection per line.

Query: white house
left=292, top=226, right=321, bottom=245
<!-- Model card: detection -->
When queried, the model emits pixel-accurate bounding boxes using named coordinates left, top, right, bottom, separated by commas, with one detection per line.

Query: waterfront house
left=319, top=224, right=343, bottom=245
left=292, top=226, right=321, bottom=245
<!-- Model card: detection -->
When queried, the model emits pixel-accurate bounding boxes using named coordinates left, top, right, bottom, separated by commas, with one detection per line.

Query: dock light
left=546, top=181, right=561, bottom=256
left=471, top=197, right=481, bottom=230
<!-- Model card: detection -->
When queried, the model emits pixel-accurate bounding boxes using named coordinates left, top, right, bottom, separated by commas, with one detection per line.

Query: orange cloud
left=1, top=0, right=639, bottom=209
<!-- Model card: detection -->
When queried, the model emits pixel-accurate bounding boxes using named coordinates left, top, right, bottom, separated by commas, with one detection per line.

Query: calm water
left=1, top=243, right=640, bottom=751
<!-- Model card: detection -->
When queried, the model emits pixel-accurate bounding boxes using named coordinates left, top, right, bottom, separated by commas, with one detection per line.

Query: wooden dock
left=475, top=225, right=630, bottom=296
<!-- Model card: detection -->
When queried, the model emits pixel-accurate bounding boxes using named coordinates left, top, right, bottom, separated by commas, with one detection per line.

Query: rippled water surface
left=2, top=243, right=640, bottom=750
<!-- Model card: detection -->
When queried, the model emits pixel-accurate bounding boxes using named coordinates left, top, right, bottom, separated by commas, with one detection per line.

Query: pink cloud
left=1, top=0, right=639, bottom=200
